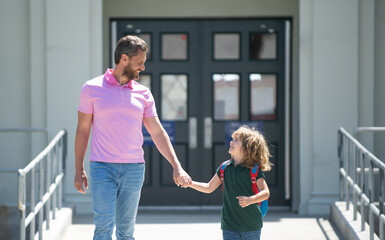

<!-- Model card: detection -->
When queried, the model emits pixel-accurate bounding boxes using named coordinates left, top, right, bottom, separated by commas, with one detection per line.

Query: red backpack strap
left=250, top=164, right=260, bottom=195
left=251, top=164, right=269, bottom=217
left=220, top=160, right=231, bottom=191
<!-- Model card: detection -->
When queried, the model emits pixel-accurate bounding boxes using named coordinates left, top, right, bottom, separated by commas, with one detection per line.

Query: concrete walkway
left=61, top=210, right=342, bottom=240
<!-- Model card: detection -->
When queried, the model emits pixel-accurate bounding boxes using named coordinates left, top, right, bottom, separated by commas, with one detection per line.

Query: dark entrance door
left=112, top=18, right=291, bottom=207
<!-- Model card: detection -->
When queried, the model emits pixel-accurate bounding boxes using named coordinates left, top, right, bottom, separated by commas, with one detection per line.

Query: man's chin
left=129, top=75, right=140, bottom=81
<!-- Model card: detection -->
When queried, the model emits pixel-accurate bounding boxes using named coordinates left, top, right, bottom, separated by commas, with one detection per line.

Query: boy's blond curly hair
left=231, top=125, right=273, bottom=171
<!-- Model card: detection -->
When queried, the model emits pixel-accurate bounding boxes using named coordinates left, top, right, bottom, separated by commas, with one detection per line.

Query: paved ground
left=61, top=210, right=342, bottom=240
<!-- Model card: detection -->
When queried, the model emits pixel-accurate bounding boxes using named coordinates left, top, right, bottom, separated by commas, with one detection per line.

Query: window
left=161, top=74, right=188, bottom=120
left=213, top=74, right=240, bottom=120
left=214, top=33, right=240, bottom=60
left=250, top=33, right=277, bottom=60
left=161, top=33, right=188, bottom=60
left=250, top=74, right=277, bottom=120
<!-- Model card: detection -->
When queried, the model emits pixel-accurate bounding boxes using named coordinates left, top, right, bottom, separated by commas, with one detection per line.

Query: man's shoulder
left=131, top=80, right=150, bottom=91
left=85, top=75, right=104, bottom=87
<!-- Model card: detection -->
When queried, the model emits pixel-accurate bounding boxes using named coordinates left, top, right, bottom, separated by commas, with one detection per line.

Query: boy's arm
left=237, top=178, right=270, bottom=208
left=186, top=174, right=222, bottom=193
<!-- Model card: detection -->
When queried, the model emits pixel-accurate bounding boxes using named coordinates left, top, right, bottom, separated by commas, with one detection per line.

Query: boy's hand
left=236, top=196, right=251, bottom=208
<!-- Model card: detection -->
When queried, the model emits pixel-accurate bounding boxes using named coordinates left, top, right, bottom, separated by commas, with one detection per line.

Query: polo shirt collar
left=104, top=69, right=133, bottom=89
left=229, top=159, right=246, bottom=168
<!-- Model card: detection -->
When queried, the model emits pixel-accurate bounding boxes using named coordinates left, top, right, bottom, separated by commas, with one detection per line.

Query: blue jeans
left=90, top=161, right=145, bottom=240
left=222, top=229, right=261, bottom=240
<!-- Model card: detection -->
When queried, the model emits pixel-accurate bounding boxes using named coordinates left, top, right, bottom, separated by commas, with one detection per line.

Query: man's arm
left=74, top=111, right=93, bottom=194
left=143, top=116, right=191, bottom=186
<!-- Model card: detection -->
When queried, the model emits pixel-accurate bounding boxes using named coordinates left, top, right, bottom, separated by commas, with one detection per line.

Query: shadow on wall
left=0, top=205, right=20, bottom=240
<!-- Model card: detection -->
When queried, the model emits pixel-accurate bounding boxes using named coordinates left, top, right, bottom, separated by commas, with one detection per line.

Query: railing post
left=346, top=140, right=351, bottom=209
left=30, top=166, right=36, bottom=240
left=58, top=137, right=63, bottom=209
left=369, top=161, right=374, bottom=240
left=39, top=160, right=44, bottom=240
left=52, top=146, right=57, bottom=220
left=380, top=169, right=385, bottom=240
left=18, top=170, right=26, bottom=240
left=46, top=151, right=51, bottom=230
left=360, top=153, right=366, bottom=231
left=353, top=145, right=358, bottom=220
left=338, top=130, right=344, bottom=200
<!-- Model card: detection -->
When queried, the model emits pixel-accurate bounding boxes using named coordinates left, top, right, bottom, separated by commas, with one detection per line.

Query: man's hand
left=173, top=167, right=192, bottom=187
left=74, top=170, right=88, bottom=194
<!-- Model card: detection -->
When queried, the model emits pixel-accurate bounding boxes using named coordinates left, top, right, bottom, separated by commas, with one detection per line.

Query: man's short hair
left=114, top=35, right=148, bottom=64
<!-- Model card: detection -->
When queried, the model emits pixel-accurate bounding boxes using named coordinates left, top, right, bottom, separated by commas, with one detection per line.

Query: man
left=74, top=35, right=191, bottom=240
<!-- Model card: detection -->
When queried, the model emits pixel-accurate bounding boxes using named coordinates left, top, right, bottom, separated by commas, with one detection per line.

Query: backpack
left=219, top=160, right=268, bottom=217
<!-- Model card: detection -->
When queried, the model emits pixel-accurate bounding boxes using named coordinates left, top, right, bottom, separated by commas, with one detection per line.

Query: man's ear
left=120, top=54, right=129, bottom=64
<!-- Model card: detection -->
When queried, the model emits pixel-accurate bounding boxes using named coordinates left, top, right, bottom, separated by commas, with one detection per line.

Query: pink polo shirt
left=78, top=69, right=157, bottom=163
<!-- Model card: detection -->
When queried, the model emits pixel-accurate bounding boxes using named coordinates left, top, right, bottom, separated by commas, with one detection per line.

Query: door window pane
left=137, top=33, right=152, bottom=60
left=161, top=34, right=188, bottom=60
left=250, top=74, right=277, bottom=120
left=161, top=74, right=188, bottom=120
left=214, top=33, right=240, bottom=60
left=138, top=74, right=151, bottom=90
left=250, top=33, right=277, bottom=60
left=213, top=74, right=239, bottom=120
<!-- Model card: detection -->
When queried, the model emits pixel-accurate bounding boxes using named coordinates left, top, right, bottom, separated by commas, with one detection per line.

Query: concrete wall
left=299, top=0, right=381, bottom=214
left=0, top=0, right=32, bottom=206
left=374, top=0, right=385, bottom=159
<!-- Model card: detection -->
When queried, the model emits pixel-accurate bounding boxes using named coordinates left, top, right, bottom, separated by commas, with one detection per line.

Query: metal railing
left=338, top=127, right=385, bottom=240
left=17, top=129, right=67, bottom=240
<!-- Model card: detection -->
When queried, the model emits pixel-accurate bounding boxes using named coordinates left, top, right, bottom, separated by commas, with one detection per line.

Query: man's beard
left=122, top=64, right=139, bottom=80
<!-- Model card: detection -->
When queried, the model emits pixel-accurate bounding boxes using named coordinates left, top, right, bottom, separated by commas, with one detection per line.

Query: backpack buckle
left=251, top=177, right=256, bottom=184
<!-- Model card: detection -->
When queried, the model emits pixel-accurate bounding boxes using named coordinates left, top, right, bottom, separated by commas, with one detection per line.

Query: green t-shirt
left=216, top=159, right=265, bottom=232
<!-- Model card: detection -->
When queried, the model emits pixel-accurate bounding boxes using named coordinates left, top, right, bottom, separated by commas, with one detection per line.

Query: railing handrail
left=353, top=127, right=385, bottom=139
left=339, top=127, right=385, bottom=171
left=338, top=127, right=385, bottom=240
left=17, top=129, right=67, bottom=240
left=18, top=130, right=65, bottom=176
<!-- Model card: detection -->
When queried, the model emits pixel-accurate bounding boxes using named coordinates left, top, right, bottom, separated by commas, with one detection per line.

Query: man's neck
left=112, top=68, right=129, bottom=86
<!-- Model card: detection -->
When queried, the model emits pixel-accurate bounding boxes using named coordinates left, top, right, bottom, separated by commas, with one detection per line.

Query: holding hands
left=174, top=167, right=192, bottom=187
left=177, top=174, right=192, bottom=188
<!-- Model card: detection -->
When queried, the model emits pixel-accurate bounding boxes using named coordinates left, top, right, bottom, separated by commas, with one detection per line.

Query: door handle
left=189, top=117, right=197, bottom=149
left=204, top=117, right=212, bottom=149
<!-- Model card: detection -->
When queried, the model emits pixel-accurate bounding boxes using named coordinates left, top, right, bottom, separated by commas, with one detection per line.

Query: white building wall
left=45, top=0, right=103, bottom=211
left=0, top=0, right=32, bottom=205
left=374, top=0, right=385, bottom=160
left=307, top=0, right=359, bottom=214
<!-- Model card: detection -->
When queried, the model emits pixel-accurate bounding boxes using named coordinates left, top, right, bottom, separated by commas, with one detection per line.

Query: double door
left=111, top=18, right=291, bottom=207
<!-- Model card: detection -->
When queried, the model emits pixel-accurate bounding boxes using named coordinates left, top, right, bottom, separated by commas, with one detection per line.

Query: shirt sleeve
left=78, top=83, right=94, bottom=114
left=257, top=168, right=265, bottom=180
left=216, top=164, right=221, bottom=178
left=143, top=89, right=158, bottom=118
